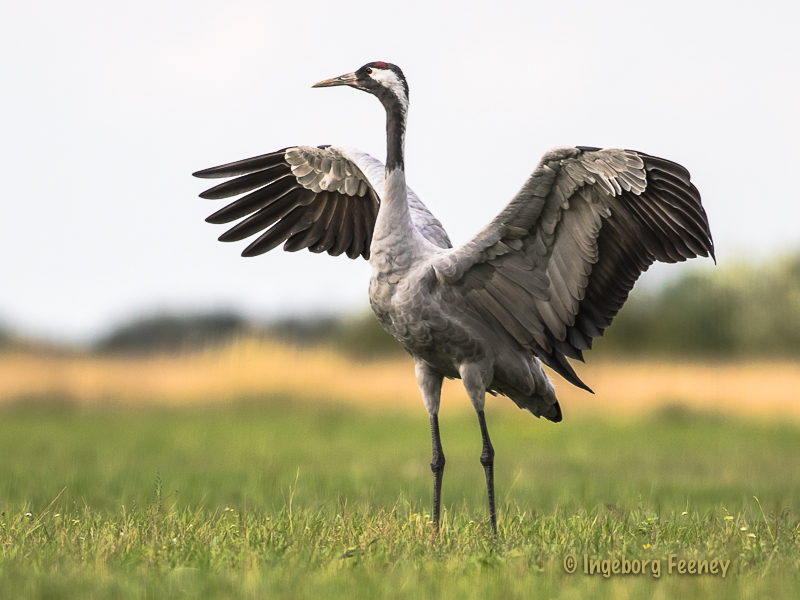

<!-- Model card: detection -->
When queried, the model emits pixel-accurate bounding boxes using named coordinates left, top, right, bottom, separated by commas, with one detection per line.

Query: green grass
left=2, top=396, right=800, bottom=599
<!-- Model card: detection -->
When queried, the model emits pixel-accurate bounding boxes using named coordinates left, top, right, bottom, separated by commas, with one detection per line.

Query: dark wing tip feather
left=199, top=166, right=289, bottom=200
left=638, top=153, right=715, bottom=260
left=193, top=149, right=289, bottom=179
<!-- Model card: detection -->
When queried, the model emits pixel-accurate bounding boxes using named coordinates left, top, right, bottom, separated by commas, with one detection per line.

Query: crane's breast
left=368, top=266, right=487, bottom=376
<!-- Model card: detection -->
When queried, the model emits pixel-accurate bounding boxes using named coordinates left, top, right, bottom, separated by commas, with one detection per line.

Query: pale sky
left=1, top=0, right=798, bottom=343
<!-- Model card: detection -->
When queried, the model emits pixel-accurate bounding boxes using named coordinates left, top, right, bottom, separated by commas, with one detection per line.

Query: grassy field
left=2, top=392, right=800, bottom=599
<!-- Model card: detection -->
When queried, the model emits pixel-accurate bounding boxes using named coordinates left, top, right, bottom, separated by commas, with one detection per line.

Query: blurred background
left=1, top=0, right=799, bottom=420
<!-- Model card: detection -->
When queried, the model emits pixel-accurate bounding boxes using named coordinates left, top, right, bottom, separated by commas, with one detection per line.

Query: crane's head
left=313, top=62, right=409, bottom=115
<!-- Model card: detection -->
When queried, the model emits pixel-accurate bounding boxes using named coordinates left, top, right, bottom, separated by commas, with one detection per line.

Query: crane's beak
left=312, top=72, right=359, bottom=89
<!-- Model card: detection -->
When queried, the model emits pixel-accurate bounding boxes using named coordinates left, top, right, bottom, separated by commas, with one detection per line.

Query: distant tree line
left=91, top=310, right=404, bottom=358
left=95, top=312, right=251, bottom=354
left=73, top=252, right=800, bottom=359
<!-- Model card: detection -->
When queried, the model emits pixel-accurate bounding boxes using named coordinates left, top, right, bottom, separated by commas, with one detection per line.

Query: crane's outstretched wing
left=193, top=145, right=450, bottom=259
left=432, top=146, right=714, bottom=390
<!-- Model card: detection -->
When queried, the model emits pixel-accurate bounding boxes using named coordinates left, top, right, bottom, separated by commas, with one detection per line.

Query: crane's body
left=368, top=179, right=559, bottom=419
left=194, top=62, right=714, bottom=534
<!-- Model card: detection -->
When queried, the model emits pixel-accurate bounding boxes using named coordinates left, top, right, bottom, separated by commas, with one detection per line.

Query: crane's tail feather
left=490, top=381, right=562, bottom=423
left=515, top=394, right=562, bottom=423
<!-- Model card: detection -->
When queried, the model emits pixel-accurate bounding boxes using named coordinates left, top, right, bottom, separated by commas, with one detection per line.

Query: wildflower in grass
left=741, top=526, right=747, bottom=531
left=643, top=544, right=651, bottom=549
left=25, top=512, right=32, bottom=517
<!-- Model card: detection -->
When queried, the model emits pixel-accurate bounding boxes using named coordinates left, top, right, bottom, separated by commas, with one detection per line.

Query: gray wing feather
left=194, top=145, right=450, bottom=259
left=432, top=146, right=714, bottom=390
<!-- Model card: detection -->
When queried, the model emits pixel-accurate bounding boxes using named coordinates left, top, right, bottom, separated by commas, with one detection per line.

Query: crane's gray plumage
left=193, top=61, right=714, bottom=534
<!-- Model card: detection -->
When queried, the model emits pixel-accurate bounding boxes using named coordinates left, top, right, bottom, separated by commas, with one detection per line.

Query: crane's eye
left=366, top=67, right=374, bottom=75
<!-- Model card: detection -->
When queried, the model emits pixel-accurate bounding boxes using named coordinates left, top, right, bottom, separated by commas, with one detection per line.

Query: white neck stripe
left=369, top=69, right=408, bottom=114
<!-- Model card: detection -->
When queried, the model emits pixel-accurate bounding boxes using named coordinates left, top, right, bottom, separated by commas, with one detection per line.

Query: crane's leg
left=459, top=362, right=497, bottom=535
left=415, top=360, right=445, bottom=533
left=430, top=413, right=445, bottom=532
left=477, top=410, right=496, bottom=534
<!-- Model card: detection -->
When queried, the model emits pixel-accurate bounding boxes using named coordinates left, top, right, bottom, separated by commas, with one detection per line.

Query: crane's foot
left=477, top=410, right=497, bottom=535
left=430, top=414, right=446, bottom=534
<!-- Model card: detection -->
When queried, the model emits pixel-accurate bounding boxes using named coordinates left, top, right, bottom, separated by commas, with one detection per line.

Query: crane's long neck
left=371, top=94, right=422, bottom=271
left=385, top=98, right=406, bottom=172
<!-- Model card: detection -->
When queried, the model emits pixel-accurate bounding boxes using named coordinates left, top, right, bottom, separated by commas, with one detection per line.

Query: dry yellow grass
left=2, top=338, right=799, bottom=419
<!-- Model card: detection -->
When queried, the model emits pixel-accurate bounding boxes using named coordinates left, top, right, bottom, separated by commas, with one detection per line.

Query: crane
left=193, top=61, right=715, bottom=535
